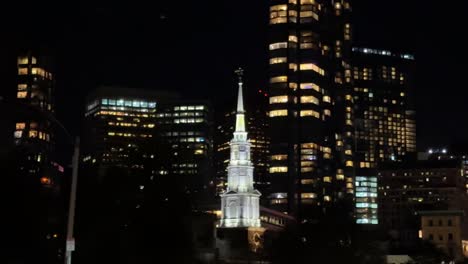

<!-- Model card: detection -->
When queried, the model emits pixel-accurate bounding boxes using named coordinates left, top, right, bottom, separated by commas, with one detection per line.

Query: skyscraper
left=155, top=100, right=215, bottom=204
left=267, top=0, right=354, bottom=221
left=8, top=52, right=65, bottom=264
left=352, top=47, right=416, bottom=168
left=352, top=47, right=416, bottom=224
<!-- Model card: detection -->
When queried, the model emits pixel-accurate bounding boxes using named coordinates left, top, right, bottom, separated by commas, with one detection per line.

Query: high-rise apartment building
left=6, top=52, right=65, bottom=264
left=351, top=47, right=416, bottom=224
left=267, top=0, right=354, bottom=221
left=352, top=47, right=416, bottom=168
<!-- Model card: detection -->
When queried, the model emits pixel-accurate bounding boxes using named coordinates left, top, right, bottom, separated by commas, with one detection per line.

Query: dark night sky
left=1, top=1, right=468, bottom=151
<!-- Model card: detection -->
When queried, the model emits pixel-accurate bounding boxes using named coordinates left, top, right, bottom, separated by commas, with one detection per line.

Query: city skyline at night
left=2, top=1, right=468, bottom=264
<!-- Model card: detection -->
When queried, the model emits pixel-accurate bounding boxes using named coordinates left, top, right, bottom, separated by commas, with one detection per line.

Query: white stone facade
left=220, top=72, right=261, bottom=228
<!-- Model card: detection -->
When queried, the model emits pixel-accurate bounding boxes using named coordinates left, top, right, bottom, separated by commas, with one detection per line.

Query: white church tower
left=219, top=68, right=261, bottom=228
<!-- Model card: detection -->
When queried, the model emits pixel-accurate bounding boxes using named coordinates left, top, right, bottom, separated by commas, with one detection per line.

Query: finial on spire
left=235, top=68, right=246, bottom=132
left=235, top=67, right=244, bottom=83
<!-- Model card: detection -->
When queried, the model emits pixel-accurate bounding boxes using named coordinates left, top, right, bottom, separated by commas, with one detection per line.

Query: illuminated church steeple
left=219, top=68, right=261, bottom=228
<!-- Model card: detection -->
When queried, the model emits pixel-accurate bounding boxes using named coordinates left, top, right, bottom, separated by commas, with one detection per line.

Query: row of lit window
left=97, top=111, right=151, bottom=118
left=18, top=67, right=53, bottom=79
left=17, top=56, right=37, bottom=65
left=101, top=99, right=156, bottom=108
left=107, top=132, right=153, bottom=138
left=14, top=130, right=50, bottom=141
left=174, top=105, right=205, bottom=111
left=173, top=118, right=206, bottom=124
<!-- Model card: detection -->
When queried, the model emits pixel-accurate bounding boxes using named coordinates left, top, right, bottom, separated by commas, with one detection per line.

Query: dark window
left=429, top=220, right=433, bottom=226
left=438, top=219, right=443, bottom=226
left=429, top=234, right=434, bottom=240
left=448, top=219, right=453, bottom=226
left=439, top=235, right=443, bottom=241
left=448, top=233, right=453, bottom=241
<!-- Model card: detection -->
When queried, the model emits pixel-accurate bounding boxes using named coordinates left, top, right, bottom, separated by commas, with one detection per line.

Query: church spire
left=235, top=67, right=246, bottom=133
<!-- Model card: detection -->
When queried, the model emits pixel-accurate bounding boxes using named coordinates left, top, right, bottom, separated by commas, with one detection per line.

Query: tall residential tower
left=268, top=0, right=354, bottom=221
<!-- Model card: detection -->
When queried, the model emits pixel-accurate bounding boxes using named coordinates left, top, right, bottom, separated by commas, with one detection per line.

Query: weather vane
left=235, top=67, right=244, bottom=83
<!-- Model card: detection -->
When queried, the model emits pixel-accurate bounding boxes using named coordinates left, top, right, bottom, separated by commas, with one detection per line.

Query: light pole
left=65, top=137, right=79, bottom=264
left=0, top=97, right=79, bottom=264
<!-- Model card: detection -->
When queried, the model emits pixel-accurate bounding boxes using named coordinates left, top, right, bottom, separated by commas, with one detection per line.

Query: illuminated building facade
left=268, top=0, right=355, bottom=221
left=355, top=175, right=378, bottom=224
left=418, top=210, right=466, bottom=262
left=378, top=160, right=468, bottom=247
left=216, top=90, right=270, bottom=197
left=219, top=69, right=261, bottom=228
left=82, top=87, right=163, bottom=172
left=156, top=101, right=215, bottom=203
left=10, top=52, right=66, bottom=264
left=352, top=47, right=416, bottom=168
left=351, top=47, right=416, bottom=225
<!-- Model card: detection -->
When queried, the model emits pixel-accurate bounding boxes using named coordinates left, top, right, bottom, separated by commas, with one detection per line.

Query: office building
left=268, top=0, right=355, bottom=221
left=216, top=89, right=270, bottom=196
left=155, top=100, right=215, bottom=204
left=378, top=160, right=468, bottom=247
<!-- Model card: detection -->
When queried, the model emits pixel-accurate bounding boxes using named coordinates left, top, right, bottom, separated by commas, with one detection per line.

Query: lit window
left=346, top=160, right=354, bottom=167
left=16, top=123, right=26, bottom=130
left=269, top=42, right=288, bottom=50
left=301, top=193, right=316, bottom=199
left=288, top=35, right=298, bottom=43
left=269, top=110, right=288, bottom=117
left=29, top=130, right=38, bottom=138
left=270, top=76, right=288, bottom=83
left=270, top=4, right=287, bottom=11
left=300, top=83, right=320, bottom=91
left=271, top=154, right=287, bottom=160
left=17, top=57, right=29, bottom=65
left=269, top=96, right=288, bottom=104
left=301, top=179, right=314, bottom=185
left=300, top=110, right=320, bottom=118
left=300, top=96, right=319, bottom=105
left=17, top=92, right=27, bottom=98
left=323, top=109, right=331, bottom=116
left=300, top=63, right=325, bottom=75
left=289, top=83, right=298, bottom=89
left=301, top=0, right=315, bottom=4
left=324, top=196, right=331, bottom=202
left=194, top=149, right=205, bottom=155
left=269, top=166, right=288, bottom=173
left=14, top=131, right=23, bottom=138
left=40, top=177, right=52, bottom=185
left=18, top=68, right=28, bottom=75
left=269, top=57, right=287, bottom=64
left=18, top=84, right=27, bottom=90
left=345, top=149, right=352, bottom=155
left=323, top=176, right=332, bottom=183
left=289, top=63, right=297, bottom=71
left=323, top=96, right=331, bottom=103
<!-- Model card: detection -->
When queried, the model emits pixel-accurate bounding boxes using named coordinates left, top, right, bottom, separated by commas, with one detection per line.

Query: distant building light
left=428, top=149, right=433, bottom=154
left=442, top=149, right=447, bottom=154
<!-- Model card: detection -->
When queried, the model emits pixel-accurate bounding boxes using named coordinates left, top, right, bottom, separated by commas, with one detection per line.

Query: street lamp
left=0, top=97, right=79, bottom=264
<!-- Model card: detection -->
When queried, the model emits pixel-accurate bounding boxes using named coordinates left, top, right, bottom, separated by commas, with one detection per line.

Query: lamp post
left=0, top=97, right=79, bottom=264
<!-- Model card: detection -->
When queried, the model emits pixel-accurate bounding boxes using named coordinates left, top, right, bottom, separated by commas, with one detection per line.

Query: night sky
left=2, top=1, right=467, bottom=151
